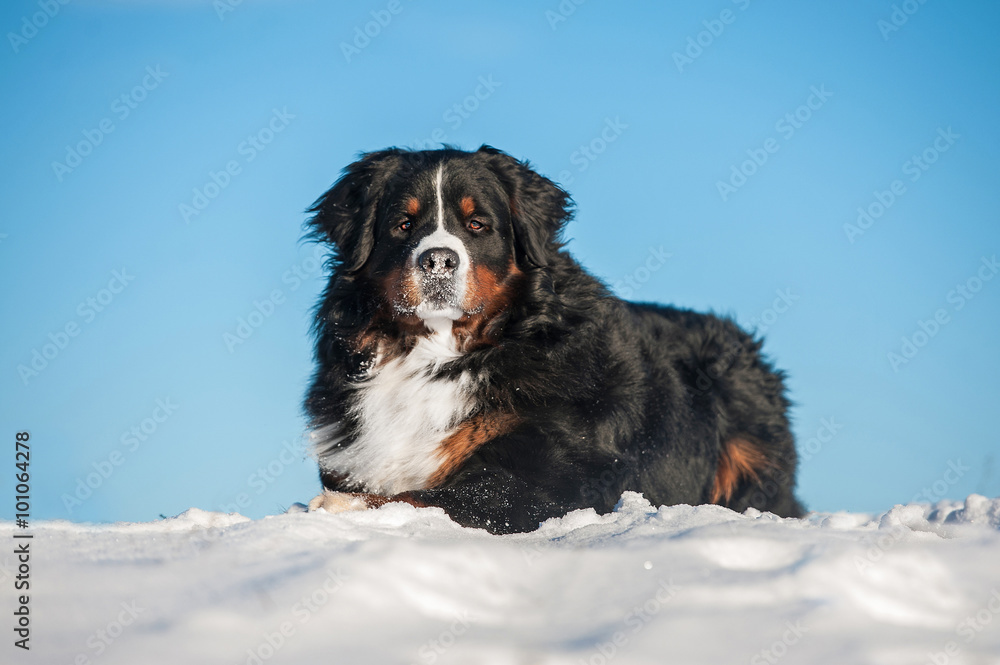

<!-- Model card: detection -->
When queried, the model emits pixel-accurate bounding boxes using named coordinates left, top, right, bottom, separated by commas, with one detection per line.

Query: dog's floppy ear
left=477, top=145, right=573, bottom=267
left=307, top=149, right=402, bottom=274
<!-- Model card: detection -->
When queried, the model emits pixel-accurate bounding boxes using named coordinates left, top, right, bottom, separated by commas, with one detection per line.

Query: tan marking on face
left=459, top=195, right=475, bottom=218
left=461, top=264, right=502, bottom=312
left=405, top=197, right=421, bottom=217
left=379, top=265, right=421, bottom=313
left=350, top=266, right=426, bottom=361
left=452, top=260, right=523, bottom=351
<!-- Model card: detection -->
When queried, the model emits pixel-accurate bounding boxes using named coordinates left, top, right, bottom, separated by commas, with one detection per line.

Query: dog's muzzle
left=415, top=247, right=463, bottom=315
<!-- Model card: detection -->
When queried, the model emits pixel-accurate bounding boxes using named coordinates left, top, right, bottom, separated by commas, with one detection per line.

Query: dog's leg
left=307, top=490, right=369, bottom=513
left=307, top=489, right=428, bottom=514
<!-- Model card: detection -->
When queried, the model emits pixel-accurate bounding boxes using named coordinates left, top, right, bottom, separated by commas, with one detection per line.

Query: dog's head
left=308, top=146, right=572, bottom=350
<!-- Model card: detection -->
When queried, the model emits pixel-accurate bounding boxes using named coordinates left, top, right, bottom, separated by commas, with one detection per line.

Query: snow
left=5, top=494, right=1000, bottom=665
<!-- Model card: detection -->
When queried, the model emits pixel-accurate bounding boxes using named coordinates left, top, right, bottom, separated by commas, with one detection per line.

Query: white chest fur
left=313, top=323, right=474, bottom=495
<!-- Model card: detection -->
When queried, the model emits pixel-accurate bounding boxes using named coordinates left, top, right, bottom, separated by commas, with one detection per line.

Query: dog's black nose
left=418, top=247, right=460, bottom=276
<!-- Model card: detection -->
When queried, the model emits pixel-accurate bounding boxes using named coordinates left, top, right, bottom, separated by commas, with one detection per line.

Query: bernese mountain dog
left=303, top=145, right=803, bottom=534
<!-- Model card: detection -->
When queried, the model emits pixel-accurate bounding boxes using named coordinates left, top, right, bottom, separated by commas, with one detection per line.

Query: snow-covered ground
left=6, top=494, right=1000, bottom=665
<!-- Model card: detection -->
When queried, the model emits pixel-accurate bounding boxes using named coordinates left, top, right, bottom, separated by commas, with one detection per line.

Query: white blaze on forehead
left=436, top=164, right=445, bottom=229
left=412, top=164, right=471, bottom=320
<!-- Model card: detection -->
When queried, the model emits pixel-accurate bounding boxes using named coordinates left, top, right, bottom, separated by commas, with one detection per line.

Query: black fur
left=304, top=145, right=803, bottom=534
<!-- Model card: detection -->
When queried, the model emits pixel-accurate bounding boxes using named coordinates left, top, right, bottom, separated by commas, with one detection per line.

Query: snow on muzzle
left=414, top=246, right=466, bottom=318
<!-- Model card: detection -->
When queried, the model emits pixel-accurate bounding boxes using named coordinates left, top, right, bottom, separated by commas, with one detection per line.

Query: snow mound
left=5, top=494, right=1000, bottom=664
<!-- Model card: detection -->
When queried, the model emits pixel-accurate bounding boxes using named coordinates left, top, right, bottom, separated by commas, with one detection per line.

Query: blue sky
left=1, top=0, right=998, bottom=524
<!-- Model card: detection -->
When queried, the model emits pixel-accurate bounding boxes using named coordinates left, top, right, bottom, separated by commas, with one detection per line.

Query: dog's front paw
left=307, top=490, right=369, bottom=514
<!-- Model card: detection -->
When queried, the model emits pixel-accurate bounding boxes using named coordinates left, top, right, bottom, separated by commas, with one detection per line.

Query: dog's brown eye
left=468, top=220, right=484, bottom=231
left=399, top=220, right=412, bottom=231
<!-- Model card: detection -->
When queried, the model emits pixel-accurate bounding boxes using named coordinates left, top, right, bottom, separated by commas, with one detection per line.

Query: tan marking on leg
left=428, top=412, right=520, bottom=487
left=711, top=436, right=775, bottom=504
